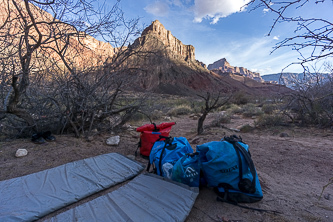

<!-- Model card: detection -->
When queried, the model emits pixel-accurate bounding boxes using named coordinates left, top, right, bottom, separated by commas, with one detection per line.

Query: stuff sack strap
left=224, top=135, right=256, bottom=194
left=146, top=136, right=175, bottom=173
left=158, top=136, right=176, bottom=176
left=216, top=196, right=281, bottom=214
left=135, top=139, right=141, bottom=157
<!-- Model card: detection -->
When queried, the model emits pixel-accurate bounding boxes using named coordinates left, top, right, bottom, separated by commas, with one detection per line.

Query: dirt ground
left=1, top=114, right=333, bottom=222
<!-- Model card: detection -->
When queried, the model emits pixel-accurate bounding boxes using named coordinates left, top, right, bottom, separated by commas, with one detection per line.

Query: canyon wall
left=208, top=58, right=263, bottom=82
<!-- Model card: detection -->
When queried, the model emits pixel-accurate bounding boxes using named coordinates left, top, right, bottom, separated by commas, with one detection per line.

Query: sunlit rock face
left=208, top=58, right=263, bottom=82
left=139, top=20, right=195, bottom=62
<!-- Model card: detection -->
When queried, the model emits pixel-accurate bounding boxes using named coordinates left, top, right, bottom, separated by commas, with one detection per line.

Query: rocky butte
left=208, top=58, right=263, bottom=82
left=131, top=20, right=199, bottom=65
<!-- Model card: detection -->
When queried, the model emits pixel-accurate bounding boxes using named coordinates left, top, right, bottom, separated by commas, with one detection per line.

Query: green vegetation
left=255, top=114, right=289, bottom=128
left=241, top=104, right=264, bottom=118
left=167, top=105, right=193, bottom=117
left=210, top=113, right=231, bottom=127
left=261, top=104, right=278, bottom=115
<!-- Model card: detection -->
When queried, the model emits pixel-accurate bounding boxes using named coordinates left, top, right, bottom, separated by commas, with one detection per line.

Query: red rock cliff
left=136, top=20, right=195, bottom=62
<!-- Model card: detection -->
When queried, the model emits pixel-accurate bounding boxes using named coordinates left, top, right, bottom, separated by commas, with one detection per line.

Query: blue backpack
left=148, top=136, right=193, bottom=177
left=172, top=152, right=200, bottom=187
left=197, top=135, right=263, bottom=203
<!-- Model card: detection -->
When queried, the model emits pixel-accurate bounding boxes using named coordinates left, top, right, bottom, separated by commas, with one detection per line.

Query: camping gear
left=136, top=122, right=176, bottom=157
left=44, top=174, right=199, bottom=222
left=172, top=152, right=201, bottom=187
left=197, top=135, right=263, bottom=203
left=0, top=153, right=144, bottom=221
left=148, top=136, right=193, bottom=177
left=31, top=131, right=56, bottom=144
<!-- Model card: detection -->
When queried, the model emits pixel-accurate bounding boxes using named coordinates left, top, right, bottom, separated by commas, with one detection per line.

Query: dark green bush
left=210, top=113, right=231, bottom=126
left=255, top=114, right=288, bottom=128
left=167, top=105, right=193, bottom=116
left=262, top=104, right=277, bottom=114
left=241, top=104, right=264, bottom=117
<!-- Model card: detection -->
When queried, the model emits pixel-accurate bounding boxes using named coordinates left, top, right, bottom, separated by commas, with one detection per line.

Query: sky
left=107, top=0, right=333, bottom=75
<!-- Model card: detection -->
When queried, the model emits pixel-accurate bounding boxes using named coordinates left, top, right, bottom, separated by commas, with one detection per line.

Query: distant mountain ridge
left=262, top=73, right=332, bottom=88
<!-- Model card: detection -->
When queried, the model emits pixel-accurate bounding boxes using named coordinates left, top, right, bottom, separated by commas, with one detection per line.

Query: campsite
left=1, top=111, right=332, bottom=221
left=1, top=0, right=333, bottom=221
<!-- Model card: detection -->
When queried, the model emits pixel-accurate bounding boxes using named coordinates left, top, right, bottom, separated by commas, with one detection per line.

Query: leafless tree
left=0, top=0, right=144, bottom=138
left=197, top=92, right=231, bottom=135
left=247, top=0, right=333, bottom=70
left=247, top=0, right=333, bottom=128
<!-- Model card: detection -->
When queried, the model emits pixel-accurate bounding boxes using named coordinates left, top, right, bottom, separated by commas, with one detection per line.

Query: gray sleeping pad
left=0, top=153, right=144, bottom=222
left=44, top=173, right=199, bottom=222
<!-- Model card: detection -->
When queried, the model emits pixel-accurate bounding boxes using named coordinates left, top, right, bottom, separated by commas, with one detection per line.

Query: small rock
left=15, top=149, right=28, bottom=157
left=229, top=128, right=240, bottom=132
left=239, top=124, right=254, bottom=133
left=86, top=136, right=94, bottom=142
left=324, top=194, right=330, bottom=200
left=127, top=154, right=135, bottom=160
left=279, top=132, right=290, bottom=137
left=219, top=111, right=226, bottom=115
left=191, top=138, right=201, bottom=144
left=189, top=114, right=199, bottom=120
left=106, top=135, right=120, bottom=146
left=164, top=116, right=172, bottom=121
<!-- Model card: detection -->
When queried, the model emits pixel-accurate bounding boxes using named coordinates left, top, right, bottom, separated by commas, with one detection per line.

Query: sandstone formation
left=208, top=58, right=263, bottom=82
left=137, top=20, right=195, bottom=62
left=124, top=20, right=217, bottom=95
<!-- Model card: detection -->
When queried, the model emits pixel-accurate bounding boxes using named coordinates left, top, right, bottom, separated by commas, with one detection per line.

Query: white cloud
left=273, top=36, right=279, bottom=40
left=193, top=0, right=252, bottom=24
left=172, top=0, right=183, bottom=7
left=263, top=8, right=270, bottom=13
left=144, top=1, right=170, bottom=17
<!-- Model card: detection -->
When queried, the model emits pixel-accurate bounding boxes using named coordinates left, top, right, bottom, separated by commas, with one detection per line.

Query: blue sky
left=110, top=0, right=333, bottom=75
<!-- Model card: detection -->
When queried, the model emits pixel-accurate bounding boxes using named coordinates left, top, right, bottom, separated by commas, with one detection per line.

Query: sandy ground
left=0, top=114, right=332, bottom=222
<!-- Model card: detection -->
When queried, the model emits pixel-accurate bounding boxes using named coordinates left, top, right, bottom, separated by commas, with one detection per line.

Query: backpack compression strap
left=157, top=136, right=176, bottom=176
left=224, top=135, right=256, bottom=194
left=146, top=136, right=175, bottom=174
left=153, top=123, right=159, bottom=132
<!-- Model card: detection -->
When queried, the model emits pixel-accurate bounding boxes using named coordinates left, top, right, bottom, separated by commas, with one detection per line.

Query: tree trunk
left=197, top=112, right=208, bottom=135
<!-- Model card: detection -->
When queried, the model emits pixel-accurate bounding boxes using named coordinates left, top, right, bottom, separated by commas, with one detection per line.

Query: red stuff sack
left=136, top=122, right=176, bottom=158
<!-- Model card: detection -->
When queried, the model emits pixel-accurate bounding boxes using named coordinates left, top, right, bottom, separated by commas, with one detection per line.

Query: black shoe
left=42, top=131, right=56, bottom=142
left=31, top=133, right=47, bottom=144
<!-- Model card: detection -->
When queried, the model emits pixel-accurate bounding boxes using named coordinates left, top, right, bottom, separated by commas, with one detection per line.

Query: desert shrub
left=226, top=104, right=242, bottom=114
left=255, top=114, right=288, bottom=128
left=129, top=112, right=147, bottom=122
left=150, top=110, right=164, bottom=121
left=241, top=104, right=264, bottom=118
left=210, top=113, right=231, bottom=126
left=167, top=105, right=193, bottom=116
left=282, top=74, right=333, bottom=128
left=262, top=104, right=278, bottom=114
left=232, top=92, right=250, bottom=105
left=239, top=124, right=254, bottom=133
